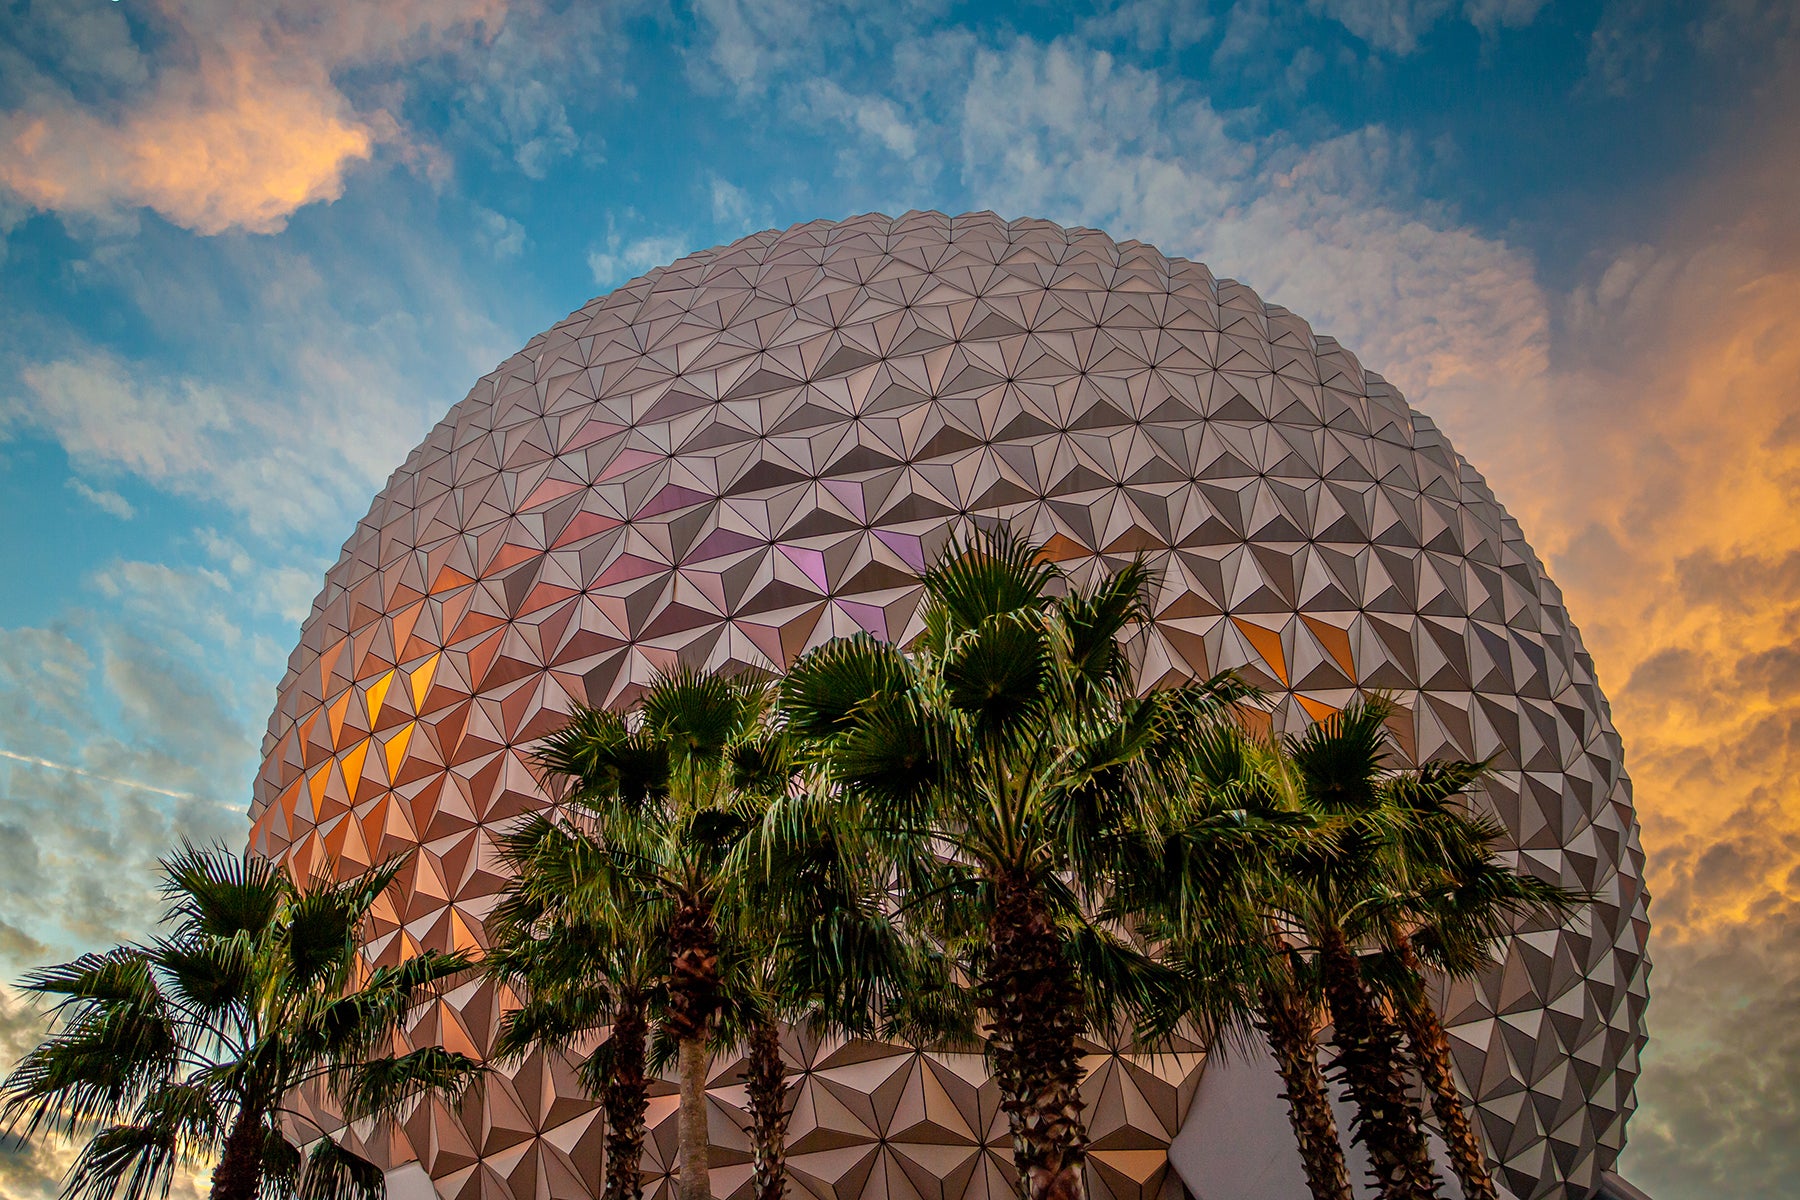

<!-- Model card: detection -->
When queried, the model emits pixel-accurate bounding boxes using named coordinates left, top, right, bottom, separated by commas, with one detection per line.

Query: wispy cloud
left=63, top=477, right=133, bottom=519
left=1305, top=0, right=1548, bottom=53
left=588, top=227, right=696, bottom=287
left=0, top=748, right=198, bottom=801
left=1, top=203, right=516, bottom=538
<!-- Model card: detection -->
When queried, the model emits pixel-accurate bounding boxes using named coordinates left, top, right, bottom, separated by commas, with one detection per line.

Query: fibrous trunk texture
left=668, top=900, right=721, bottom=1200
left=986, top=874, right=1087, bottom=1200
left=1257, top=987, right=1353, bottom=1200
left=1395, top=944, right=1498, bottom=1200
left=677, top=1035, right=713, bottom=1200
left=1318, top=927, right=1441, bottom=1200
left=746, top=1019, right=792, bottom=1200
left=208, top=1107, right=266, bottom=1200
left=666, top=901, right=721, bottom=1041
left=604, top=991, right=651, bottom=1200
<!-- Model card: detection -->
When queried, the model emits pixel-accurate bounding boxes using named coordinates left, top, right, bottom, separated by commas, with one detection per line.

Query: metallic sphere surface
left=252, top=211, right=1650, bottom=1200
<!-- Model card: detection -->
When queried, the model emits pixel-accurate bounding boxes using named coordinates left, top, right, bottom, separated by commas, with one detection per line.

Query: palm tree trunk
left=1317, top=927, right=1440, bottom=1200
left=677, top=1035, right=713, bottom=1200
left=1394, top=945, right=1498, bottom=1200
left=987, top=875, right=1087, bottom=1200
left=604, top=992, right=651, bottom=1200
left=745, top=1019, right=792, bottom=1200
left=1256, top=987, right=1353, bottom=1200
left=667, top=900, right=720, bottom=1200
left=208, top=1107, right=266, bottom=1200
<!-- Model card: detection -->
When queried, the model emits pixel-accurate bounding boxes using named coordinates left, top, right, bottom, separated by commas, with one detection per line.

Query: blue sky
left=2, top=1, right=1799, bottom=1197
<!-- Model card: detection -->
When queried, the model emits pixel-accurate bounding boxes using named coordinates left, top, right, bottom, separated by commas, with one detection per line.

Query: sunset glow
left=1, top=2, right=1796, bottom=1198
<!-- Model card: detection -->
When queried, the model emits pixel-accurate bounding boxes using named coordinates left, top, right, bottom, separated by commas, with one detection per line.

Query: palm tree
left=1123, top=721, right=1353, bottom=1200
left=1373, top=760, right=1586, bottom=1200
left=1, top=844, right=481, bottom=1200
left=485, top=816, right=667, bottom=1200
left=724, top=763, right=927, bottom=1200
left=1282, top=699, right=1444, bottom=1200
left=779, top=529, right=1237, bottom=1200
left=530, top=670, right=778, bottom=1200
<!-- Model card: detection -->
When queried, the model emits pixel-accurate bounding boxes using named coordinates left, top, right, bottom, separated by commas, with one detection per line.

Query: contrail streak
left=0, top=748, right=196, bottom=800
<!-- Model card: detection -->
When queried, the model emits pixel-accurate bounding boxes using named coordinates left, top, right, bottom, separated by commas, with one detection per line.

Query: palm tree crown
left=1118, top=720, right=1354, bottom=1200
left=485, top=820, right=666, bottom=1200
left=528, top=669, right=782, bottom=1200
left=779, top=529, right=1244, bottom=1200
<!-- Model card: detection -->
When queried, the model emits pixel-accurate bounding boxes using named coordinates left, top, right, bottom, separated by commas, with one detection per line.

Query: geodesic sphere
left=252, top=211, right=1649, bottom=1200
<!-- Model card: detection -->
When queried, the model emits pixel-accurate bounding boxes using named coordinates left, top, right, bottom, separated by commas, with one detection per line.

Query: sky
left=0, top=0, right=1796, bottom=1196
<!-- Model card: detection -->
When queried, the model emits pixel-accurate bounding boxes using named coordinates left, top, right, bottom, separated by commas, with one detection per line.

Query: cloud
left=64, top=477, right=133, bottom=519
left=1584, top=0, right=1797, bottom=96
left=195, top=529, right=325, bottom=627
left=588, top=227, right=696, bottom=287
left=21, top=359, right=234, bottom=492
left=474, top=206, right=527, bottom=259
left=1432, top=73, right=1798, bottom=1200
left=1623, top=907, right=1800, bottom=1196
left=690, top=0, right=951, bottom=95
left=1, top=204, right=516, bottom=538
left=0, top=560, right=286, bottom=1196
left=12, top=352, right=352, bottom=536
left=1080, top=0, right=1216, bottom=54
left=0, top=920, right=47, bottom=964
left=1306, top=0, right=1547, bottom=52
left=0, top=626, right=246, bottom=970
left=0, top=0, right=510, bottom=235
left=1309, top=0, right=1455, bottom=52
left=711, top=176, right=758, bottom=227
left=949, top=39, right=1548, bottom=425
left=0, top=992, right=62, bottom=1200
left=801, top=79, right=920, bottom=159
left=418, top=1, right=637, bottom=180
left=1584, top=0, right=1664, bottom=95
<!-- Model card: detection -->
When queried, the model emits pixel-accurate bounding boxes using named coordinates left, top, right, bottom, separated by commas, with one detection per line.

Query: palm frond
left=642, top=666, right=763, bottom=763
left=20, top=949, right=162, bottom=1010
left=941, top=611, right=1051, bottom=735
left=58, top=1079, right=222, bottom=1200
left=829, top=693, right=951, bottom=821
left=1053, top=557, right=1152, bottom=692
left=1285, top=696, right=1394, bottom=816
left=62, top=1120, right=184, bottom=1200
left=158, top=842, right=285, bottom=939
left=278, top=855, right=409, bottom=1003
left=296, top=1134, right=386, bottom=1200
left=491, top=989, right=613, bottom=1063
left=535, top=706, right=672, bottom=811
left=259, top=1129, right=303, bottom=1200
left=921, top=526, right=1058, bottom=644
left=332, top=1046, right=484, bottom=1125
left=150, top=933, right=254, bottom=1019
left=1060, top=921, right=1186, bottom=1042
left=780, top=635, right=911, bottom=741
left=277, top=891, right=363, bottom=998
left=2, top=981, right=181, bottom=1138
left=307, top=949, right=477, bottom=1062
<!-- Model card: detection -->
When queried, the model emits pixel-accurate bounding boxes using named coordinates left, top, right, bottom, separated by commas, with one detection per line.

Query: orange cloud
left=1498, top=241, right=1800, bottom=939
left=1426, top=112, right=1800, bottom=1196
left=0, top=0, right=506, bottom=235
